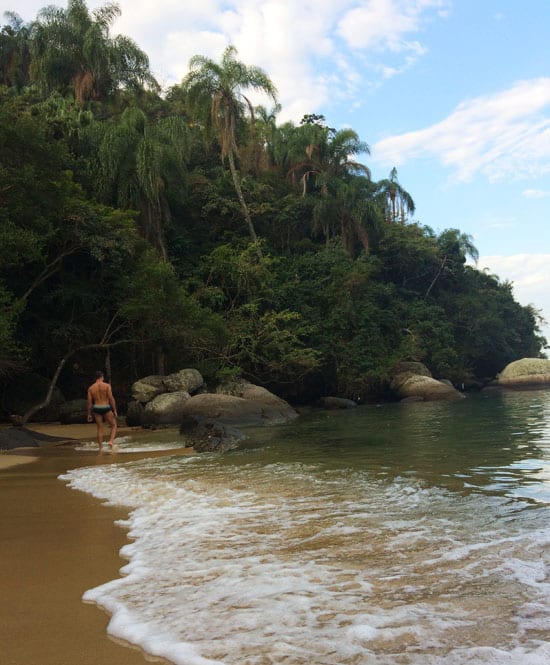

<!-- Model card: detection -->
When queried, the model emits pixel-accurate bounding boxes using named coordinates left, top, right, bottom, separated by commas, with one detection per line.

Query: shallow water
left=61, top=390, right=550, bottom=665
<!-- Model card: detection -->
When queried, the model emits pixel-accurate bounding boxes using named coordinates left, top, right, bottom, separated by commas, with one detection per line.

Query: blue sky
left=9, top=0, right=550, bottom=341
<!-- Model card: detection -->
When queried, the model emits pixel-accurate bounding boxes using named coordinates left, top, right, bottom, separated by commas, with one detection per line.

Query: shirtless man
left=86, top=371, right=118, bottom=452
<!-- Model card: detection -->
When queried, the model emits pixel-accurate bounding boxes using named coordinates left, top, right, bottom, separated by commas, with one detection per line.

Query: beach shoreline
left=1, top=423, right=187, bottom=665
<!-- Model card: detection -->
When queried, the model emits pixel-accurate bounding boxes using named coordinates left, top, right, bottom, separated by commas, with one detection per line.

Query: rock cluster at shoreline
left=125, top=371, right=299, bottom=452
left=389, top=362, right=464, bottom=402
left=497, top=358, right=550, bottom=388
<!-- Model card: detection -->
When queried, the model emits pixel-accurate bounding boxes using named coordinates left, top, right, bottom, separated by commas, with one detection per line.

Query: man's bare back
left=88, top=380, right=113, bottom=406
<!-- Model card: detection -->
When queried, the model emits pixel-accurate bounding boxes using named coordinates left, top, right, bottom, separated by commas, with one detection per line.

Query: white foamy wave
left=61, top=458, right=550, bottom=665
left=74, top=435, right=188, bottom=453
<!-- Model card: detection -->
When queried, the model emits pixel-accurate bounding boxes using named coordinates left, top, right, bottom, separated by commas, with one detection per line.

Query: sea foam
left=61, top=453, right=550, bottom=665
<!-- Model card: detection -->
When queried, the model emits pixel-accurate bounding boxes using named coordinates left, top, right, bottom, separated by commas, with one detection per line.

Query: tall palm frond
left=181, top=45, right=278, bottom=253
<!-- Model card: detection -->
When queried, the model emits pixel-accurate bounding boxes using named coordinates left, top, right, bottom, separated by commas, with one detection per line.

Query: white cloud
left=478, top=254, right=550, bottom=341
left=373, top=78, right=550, bottom=182
left=337, top=0, right=447, bottom=52
left=13, top=0, right=448, bottom=122
left=523, top=189, right=550, bottom=199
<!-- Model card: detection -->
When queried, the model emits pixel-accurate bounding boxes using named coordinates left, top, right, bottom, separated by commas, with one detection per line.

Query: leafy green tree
left=194, top=243, right=319, bottom=390
left=118, top=247, right=227, bottom=375
left=1, top=37, right=546, bottom=409
left=0, top=98, right=138, bottom=375
left=335, top=175, right=382, bottom=257
left=0, top=12, right=32, bottom=88
left=282, top=120, right=371, bottom=244
left=181, top=45, right=278, bottom=252
left=29, top=0, right=158, bottom=106
left=90, top=106, right=189, bottom=260
left=424, top=228, right=479, bottom=297
left=287, top=120, right=370, bottom=194
left=375, top=222, right=441, bottom=293
left=376, top=167, right=415, bottom=224
left=440, top=267, right=544, bottom=378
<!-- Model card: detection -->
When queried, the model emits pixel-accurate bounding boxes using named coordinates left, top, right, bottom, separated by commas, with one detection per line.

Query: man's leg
left=93, top=413, right=104, bottom=451
left=105, top=411, right=117, bottom=447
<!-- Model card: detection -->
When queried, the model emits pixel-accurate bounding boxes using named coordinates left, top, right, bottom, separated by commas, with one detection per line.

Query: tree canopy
left=0, top=1, right=546, bottom=415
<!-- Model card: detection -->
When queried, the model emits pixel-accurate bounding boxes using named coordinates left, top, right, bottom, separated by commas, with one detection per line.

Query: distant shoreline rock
left=390, top=362, right=464, bottom=402
left=498, top=358, right=550, bottom=389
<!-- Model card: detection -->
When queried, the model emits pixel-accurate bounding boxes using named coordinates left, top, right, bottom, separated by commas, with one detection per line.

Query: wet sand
left=1, top=424, right=188, bottom=665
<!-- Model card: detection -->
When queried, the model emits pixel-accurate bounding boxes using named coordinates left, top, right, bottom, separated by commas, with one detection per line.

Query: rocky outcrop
left=498, top=358, right=550, bottom=388
left=129, top=369, right=206, bottom=426
left=181, top=390, right=298, bottom=427
left=390, top=362, right=464, bottom=402
left=216, top=380, right=297, bottom=415
left=321, top=396, right=358, bottom=409
left=131, top=369, right=205, bottom=404
left=162, top=369, right=204, bottom=394
left=178, top=381, right=297, bottom=452
left=143, top=391, right=191, bottom=426
left=131, top=375, right=168, bottom=403
left=180, top=417, right=246, bottom=453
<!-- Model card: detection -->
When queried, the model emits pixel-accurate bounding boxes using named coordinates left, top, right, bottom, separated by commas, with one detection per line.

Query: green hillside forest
left=0, top=1, right=546, bottom=417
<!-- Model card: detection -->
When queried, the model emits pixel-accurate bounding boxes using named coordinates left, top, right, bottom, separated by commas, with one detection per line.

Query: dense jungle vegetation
left=0, top=1, right=546, bottom=416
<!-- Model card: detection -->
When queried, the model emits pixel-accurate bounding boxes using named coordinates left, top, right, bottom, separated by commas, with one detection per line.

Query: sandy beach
left=1, top=423, right=189, bottom=665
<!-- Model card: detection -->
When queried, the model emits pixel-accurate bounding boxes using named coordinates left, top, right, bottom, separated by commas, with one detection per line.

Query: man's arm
left=107, top=385, right=118, bottom=417
left=86, top=388, right=93, bottom=422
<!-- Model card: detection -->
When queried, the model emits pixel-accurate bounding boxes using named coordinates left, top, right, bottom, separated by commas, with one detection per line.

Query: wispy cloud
left=523, top=188, right=550, bottom=199
left=373, top=78, right=550, bottom=182
left=15, top=0, right=448, bottom=121
left=337, top=0, right=448, bottom=52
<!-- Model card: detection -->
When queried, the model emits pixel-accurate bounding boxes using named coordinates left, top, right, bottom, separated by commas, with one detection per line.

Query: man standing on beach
left=86, top=371, right=118, bottom=452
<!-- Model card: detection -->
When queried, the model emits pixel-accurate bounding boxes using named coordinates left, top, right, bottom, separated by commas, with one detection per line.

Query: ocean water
left=60, top=390, right=550, bottom=665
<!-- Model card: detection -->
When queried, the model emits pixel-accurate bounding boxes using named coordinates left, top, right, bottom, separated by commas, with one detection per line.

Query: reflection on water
left=74, top=429, right=190, bottom=453
left=62, top=390, right=550, bottom=665
left=236, top=390, right=550, bottom=505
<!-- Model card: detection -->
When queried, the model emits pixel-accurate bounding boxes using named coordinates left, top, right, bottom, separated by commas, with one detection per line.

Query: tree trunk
left=21, top=340, right=130, bottom=424
left=227, top=151, right=263, bottom=259
left=105, top=347, right=112, bottom=384
left=155, top=344, right=166, bottom=375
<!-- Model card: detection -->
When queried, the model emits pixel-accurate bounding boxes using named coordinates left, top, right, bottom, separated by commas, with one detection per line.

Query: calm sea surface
left=62, top=390, right=550, bottom=665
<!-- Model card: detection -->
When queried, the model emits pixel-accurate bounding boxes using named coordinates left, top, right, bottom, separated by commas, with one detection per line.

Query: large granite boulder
left=181, top=391, right=297, bottom=427
left=390, top=362, right=464, bottom=402
left=131, top=375, right=166, bottom=403
left=498, top=358, right=550, bottom=388
left=162, top=369, right=204, bottom=394
left=180, top=417, right=246, bottom=453
left=321, top=396, right=357, bottom=409
left=216, top=380, right=298, bottom=418
left=143, top=391, right=191, bottom=425
left=131, top=369, right=205, bottom=405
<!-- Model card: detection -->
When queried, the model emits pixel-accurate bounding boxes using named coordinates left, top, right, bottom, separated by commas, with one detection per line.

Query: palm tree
left=245, top=102, right=281, bottom=174
left=181, top=45, right=278, bottom=253
left=92, top=107, right=189, bottom=260
left=0, top=12, right=32, bottom=88
left=286, top=117, right=370, bottom=195
left=336, top=176, right=382, bottom=257
left=376, top=167, right=415, bottom=224
left=29, top=0, right=158, bottom=107
left=282, top=118, right=371, bottom=244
